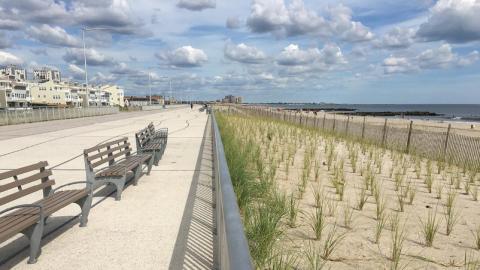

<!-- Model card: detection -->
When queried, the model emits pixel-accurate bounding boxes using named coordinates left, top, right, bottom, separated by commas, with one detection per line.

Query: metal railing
left=0, top=107, right=119, bottom=126
left=211, top=111, right=253, bottom=270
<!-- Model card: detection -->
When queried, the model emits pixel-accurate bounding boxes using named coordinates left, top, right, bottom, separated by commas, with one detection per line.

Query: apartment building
left=30, top=79, right=69, bottom=107
left=101, top=85, right=125, bottom=107
left=0, top=66, right=31, bottom=109
left=222, top=95, right=243, bottom=104
left=33, top=67, right=61, bottom=82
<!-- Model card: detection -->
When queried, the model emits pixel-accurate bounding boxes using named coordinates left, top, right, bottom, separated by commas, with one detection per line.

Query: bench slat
left=90, top=149, right=130, bottom=168
left=0, top=170, right=52, bottom=193
left=0, top=180, right=55, bottom=207
left=0, top=161, right=48, bottom=180
left=87, top=143, right=130, bottom=162
left=0, top=189, right=75, bottom=229
left=83, top=137, right=128, bottom=154
left=0, top=190, right=87, bottom=243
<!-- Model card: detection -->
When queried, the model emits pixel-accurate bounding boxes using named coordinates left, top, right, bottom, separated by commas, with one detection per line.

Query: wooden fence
left=232, top=106, right=480, bottom=171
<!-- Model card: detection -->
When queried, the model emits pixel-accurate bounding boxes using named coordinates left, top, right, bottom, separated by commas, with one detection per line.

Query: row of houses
left=0, top=65, right=125, bottom=110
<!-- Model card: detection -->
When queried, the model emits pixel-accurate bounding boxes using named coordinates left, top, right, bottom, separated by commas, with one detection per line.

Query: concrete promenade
left=0, top=106, right=216, bottom=269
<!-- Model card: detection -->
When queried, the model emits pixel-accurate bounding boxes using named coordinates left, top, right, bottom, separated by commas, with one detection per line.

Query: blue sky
left=0, top=0, right=479, bottom=103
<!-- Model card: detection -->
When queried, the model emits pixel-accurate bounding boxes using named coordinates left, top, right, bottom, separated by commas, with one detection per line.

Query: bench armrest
left=0, top=204, right=44, bottom=220
left=50, top=181, right=92, bottom=195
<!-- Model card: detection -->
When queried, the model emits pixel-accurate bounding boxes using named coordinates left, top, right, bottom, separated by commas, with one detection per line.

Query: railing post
left=345, top=116, right=350, bottom=135
left=332, top=113, right=336, bottom=132
left=443, top=124, right=451, bottom=161
left=322, top=113, right=326, bottom=130
left=381, top=119, right=388, bottom=146
left=361, top=116, right=366, bottom=140
left=406, top=121, right=413, bottom=153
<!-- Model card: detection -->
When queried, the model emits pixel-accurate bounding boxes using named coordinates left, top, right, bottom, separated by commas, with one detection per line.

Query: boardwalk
left=0, top=106, right=216, bottom=269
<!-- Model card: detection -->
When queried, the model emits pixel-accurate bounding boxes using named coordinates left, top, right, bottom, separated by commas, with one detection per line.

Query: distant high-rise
left=0, top=65, right=27, bottom=81
left=33, top=67, right=61, bottom=82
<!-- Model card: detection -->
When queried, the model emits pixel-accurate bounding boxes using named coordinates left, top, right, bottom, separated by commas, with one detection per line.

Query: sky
left=0, top=0, right=479, bottom=103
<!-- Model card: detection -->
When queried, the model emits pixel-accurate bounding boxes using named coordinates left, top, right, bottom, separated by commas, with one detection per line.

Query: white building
left=0, top=65, right=27, bottom=81
left=101, top=85, right=125, bottom=107
left=33, top=67, right=61, bottom=82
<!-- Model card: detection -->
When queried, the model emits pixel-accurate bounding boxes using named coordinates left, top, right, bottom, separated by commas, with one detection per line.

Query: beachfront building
left=29, top=79, right=68, bottom=107
left=0, top=64, right=125, bottom=109
left=33, top=67, right=61, bottom=82
left=101, top=85, right=125, bottom=107
left=0, top=66, right=31, bottom=109
left=222, top=95, right=243, bottom=104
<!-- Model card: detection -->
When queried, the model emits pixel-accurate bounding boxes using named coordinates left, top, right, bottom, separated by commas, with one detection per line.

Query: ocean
left=263, top=104, right=480, bottom=122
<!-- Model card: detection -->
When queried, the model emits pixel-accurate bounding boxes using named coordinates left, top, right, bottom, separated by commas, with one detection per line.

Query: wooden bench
left=135, top=127, right=165, bottom=166
left=83, top=137, right=153, bottom=201
left=0, top=161, right=92, bottom=264
left=147, top=122, right=168, bottom=146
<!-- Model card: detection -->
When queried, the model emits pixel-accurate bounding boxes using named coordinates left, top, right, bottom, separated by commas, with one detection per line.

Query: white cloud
left=224, top=42, right=267, bottom=64
left=417, top=0, right=480, bottom=43
left=383, top=44, right=479, bottom=74
left=91, top=72, right=118, bottom=84
left=156, top=46, right=208, bottom=67
left=277, top=44, right=320, bottom=66
left=277, top=44, right=346, bottom=67
left=383, top=56, right=416, bottom=74
left=0, top=51, right=23, bottom=65
left=27, top=24, right=80, bottom=47
left=328, top=4, right=374, bottom=42
left=177, top=0, right=216, bottom=11
left=63, top=48, right=116, bottom=66
left=68, top=64, right=85, bottom=80
left=0, top=19, right=23, bottom=30
left=458, top=51, right=480, bottom=66
left=417, top=44, right=456, bottom=69
left=73, top=0, right=150, bottom=36
left=376, top=27, right=416, bottom=49
left=246, top=0, right=373, bottom=41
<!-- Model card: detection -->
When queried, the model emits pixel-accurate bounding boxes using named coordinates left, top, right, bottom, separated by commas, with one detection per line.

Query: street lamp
left=81, top=26, right=113, bottom=107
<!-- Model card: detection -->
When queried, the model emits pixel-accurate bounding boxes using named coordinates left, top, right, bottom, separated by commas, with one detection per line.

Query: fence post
left=443, top=124, right=451, bottom=161
left=322, top=113, right=326, bottom=130
left=345, top=116, right=350, bottom=135
left=381, top=119, right=388, bottom=146
left=406, top=121, right=413, bottom=153
left=332, top=113, right=336, bottom=132
left=361, top=116, right=366, bottom=140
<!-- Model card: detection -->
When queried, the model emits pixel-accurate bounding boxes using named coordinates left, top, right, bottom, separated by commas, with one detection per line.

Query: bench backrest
left=0, top=161, right=54, bottom=207
left=135, top=127, right=152, bottom=149
left=147, top=122, right=155, bottom=134
left=83, top=137, right=132, bottom=172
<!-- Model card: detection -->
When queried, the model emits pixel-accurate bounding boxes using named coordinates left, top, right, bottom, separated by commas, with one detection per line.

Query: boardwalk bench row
left=0, top=122, right=167, bottom=264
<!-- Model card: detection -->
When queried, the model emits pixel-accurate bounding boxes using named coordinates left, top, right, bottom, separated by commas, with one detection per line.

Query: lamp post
left=81, top=26, right=113, bottom=107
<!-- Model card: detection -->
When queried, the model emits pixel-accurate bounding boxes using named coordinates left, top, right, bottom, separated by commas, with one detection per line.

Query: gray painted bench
left=83, top=137, right=153, bottom=201
left=148, top=122, right=168, bottom=146
left=135, top=127, right=165, bottom=166
left=0, top=161, right=92, bottom=264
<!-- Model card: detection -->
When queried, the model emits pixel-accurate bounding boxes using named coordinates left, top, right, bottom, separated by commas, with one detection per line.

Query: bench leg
left=133, top=166, right=142, bottom=185
left=76, top=194, right=93, bottom=227
left=146, top=156, right=154, bottom=175
left=115, top=180, right=125, bottom=201
left=23, top=221, right=44, bottom=264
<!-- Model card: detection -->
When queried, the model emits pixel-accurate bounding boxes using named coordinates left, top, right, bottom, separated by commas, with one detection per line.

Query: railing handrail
left=211, top=110, right=253, bottom=270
